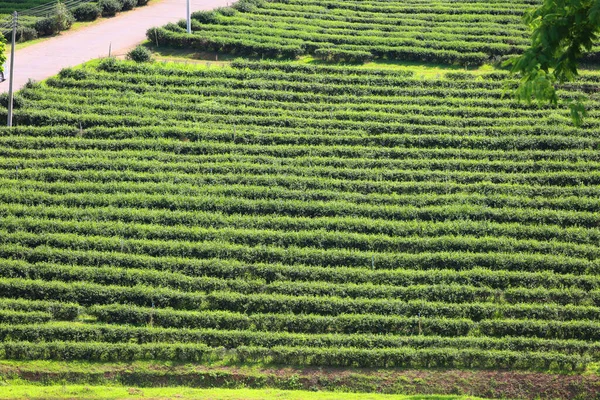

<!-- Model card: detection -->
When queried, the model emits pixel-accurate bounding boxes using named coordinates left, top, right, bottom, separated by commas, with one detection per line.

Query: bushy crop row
left=2, top=156, right=599, bottom=201
left=6, top=145, right=600, bottom=174
left=36, top=77, right=597, bottom=116
left=3, top=243, right=600, bottom=291
left=19, top=89, right=598, bottom=125
left=0, top=341, right=587, bottom=370
left=6, top=270, right=600, bottom=316
left=2, top=185, right=599, bottom=230
left=4, top=215, right=599, bottom=259
left=4, top=323, right=600, bottom=356
left=5, top=122, right=600, bottom=152
left=234, top=345, right=586, bottom=370
left=89, top=304, right=600, bottom=340
left=16, top=98, right=600, bottom=131
left=23, top=88, right=600, bottom=126
left=0, top=310, right=51, bottom=325
left=0, top=298, right=79, bottom=320
left=5, top=152, right=600, bottom=188
left=3, top=202, right=600, bottom=245
left=2, top=230, right=597, bottom=274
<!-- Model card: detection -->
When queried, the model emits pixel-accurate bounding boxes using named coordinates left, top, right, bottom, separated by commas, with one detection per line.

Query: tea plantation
left=0, top=57, right=599, bottom=373
left=2, top=0, right=600, bottom=397
left=151, top=0, right=600, bottom=65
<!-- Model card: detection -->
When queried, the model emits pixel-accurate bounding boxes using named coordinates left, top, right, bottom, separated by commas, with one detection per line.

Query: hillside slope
left=2, top=0, right=600, bottom=398
left=0, top=60, right=599, bottom=377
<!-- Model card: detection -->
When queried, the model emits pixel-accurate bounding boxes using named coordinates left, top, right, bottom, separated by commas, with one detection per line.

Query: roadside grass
left=0, top=384, right=488, bottom=400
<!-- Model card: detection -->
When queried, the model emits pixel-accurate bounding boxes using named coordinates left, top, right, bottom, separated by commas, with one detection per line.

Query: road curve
left=1, top=0, right=230, bottom=92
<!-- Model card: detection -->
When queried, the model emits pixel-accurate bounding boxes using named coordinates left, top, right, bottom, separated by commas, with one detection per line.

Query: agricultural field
left=2, top=0, right=600, bottom=398
left=152, top=0, right=600, bottom=65
left=0, top=58, right=599, bottom=381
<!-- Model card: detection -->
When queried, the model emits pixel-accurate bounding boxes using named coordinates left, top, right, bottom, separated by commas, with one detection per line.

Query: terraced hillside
left=151, top=0, right=583, bottom=65
left=0, top=59, right=599, bottom=372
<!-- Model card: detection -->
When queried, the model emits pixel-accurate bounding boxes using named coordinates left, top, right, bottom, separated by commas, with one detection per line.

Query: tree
left=507, top=0, right=600, bottom=125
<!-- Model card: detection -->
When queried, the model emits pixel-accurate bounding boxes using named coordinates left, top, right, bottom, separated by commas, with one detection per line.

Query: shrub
left=146, top=27, right=167, bottom=45
left=23, top=79, right=40, bottom=90
left=127, top=45, right=152, bottom=62
left=58, top=67, right=89, bottom=80
left=55, top=1, right=75, bottom=31
left=233, top=0, right=261, bottom=13
left=34, top=17, right=58, bottom=36
left=16, top=26, right=38, bottom=42
left=192, top=10, right=218, bottom=24
left=98, top=57, right=119, bottom=72
left=99, top=0, right=122, bottom=16
left=120, top=0, right=137, bottom=11
left=73, top=3, right=101, bottom=21
left=0, top=93, right=25, bottom=109
left=216, top=6, right=236, bottom=17
left=137, top=0, right=149, bottom=5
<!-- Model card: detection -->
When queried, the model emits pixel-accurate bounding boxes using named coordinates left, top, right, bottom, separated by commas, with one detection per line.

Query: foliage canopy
left=508, top=0, right=600, bottom=125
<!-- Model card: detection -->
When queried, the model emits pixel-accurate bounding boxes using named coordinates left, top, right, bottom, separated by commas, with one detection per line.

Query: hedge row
left=3, top=201, right=600, bottom=245
left=2, top=188, right=599, bottom=229
left=3, top=244, right=600, bottom=291
left=0, top=297, right=79, bottom=320
left=4, top=323, right=600, bottom=356
left=3, top=231, right=597, bottom=274
left=0, top=341, right=587, bottom=370
left=5, top=216, right=599, bottom=259
left=89, top=304, right=600, bottom=340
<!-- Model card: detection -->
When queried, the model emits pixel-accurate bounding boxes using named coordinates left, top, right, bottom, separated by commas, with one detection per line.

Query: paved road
left=1, top=0, right=230, bottom=92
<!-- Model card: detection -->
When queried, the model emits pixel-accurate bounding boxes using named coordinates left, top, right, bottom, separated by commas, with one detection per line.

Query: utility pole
left=186, top=0, right=191, bottom=33
left=7, top=11, right=17, bottom=127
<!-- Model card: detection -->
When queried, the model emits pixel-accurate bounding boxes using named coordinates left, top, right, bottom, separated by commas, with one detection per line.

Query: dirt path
left=0, top=0, right=230, bottom=92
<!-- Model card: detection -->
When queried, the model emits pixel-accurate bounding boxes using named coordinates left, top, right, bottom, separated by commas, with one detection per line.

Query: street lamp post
left=186, top=0, right=191, bottom=34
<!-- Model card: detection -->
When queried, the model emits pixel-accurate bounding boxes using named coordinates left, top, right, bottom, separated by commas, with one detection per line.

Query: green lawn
left=0, top=385, right=488, bottom=400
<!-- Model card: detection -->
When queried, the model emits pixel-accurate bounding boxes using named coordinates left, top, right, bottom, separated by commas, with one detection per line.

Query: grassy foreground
left=0, top=361, right=596, bottom=400
left=0, top=385, right=487, bottom=400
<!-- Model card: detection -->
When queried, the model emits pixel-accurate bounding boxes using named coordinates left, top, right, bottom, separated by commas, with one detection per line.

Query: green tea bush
left=34, top=17, right=58, bottom=36
left=99, top=0, right=122, bottom=16
left=73, top=3, right=102, bottom=21
left=0, top=93, right=24, bottom=109
left=16, top=26, right=38, bottom=41
left=126, top=46, right=153, bottom=63
left=119, top=0, right=137, bottom=11
left=54, top=1, right=74, bottom=31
